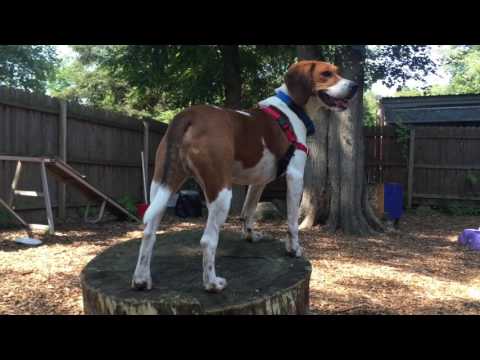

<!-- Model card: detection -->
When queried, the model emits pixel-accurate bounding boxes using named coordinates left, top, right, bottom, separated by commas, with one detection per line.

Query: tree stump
left=81, top=230, right=312, bottom=315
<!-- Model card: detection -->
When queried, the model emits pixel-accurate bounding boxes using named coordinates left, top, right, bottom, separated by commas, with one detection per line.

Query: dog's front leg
left=285, top=154, right=306, bottom=257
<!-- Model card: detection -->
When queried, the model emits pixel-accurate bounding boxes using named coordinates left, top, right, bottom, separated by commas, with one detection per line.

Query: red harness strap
left=261, top=106, right=309, bottom=156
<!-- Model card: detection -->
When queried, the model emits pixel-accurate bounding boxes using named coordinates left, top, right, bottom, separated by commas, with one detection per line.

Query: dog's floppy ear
left=285, top=61, right=315, bottom=106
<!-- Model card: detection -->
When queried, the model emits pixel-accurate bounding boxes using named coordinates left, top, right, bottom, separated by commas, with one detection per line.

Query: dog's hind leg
left=132, top=177, right=188, bottom=290
left=240, top=183, right=266, bottom=242
left=184, top=134, right=234, bottom=292
left=132, top=140, right=188, bottom=290
left=189, top=166, right=232, bottom=292
left=200, top=187, right=232, bottom=292
left=132, top=179, right=187, bottom=290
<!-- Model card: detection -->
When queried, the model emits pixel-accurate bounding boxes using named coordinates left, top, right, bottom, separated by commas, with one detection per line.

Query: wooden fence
left=364, top=125, right=480, bottom=207
left=0, top=86, right=167, bottom=224
left=2, top=84, right=480, bottom=227
left=265, top=124, right=480, bottom=207
left=408, top=126, right=480, bottom=205
left=364, top=125, right=408, bottom=188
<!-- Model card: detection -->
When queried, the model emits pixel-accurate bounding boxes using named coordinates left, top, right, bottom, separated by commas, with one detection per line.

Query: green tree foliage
left=395, top=87, right=425, bottom=97
left=240, top=45, right=297, bottom=105
left=363, top=90, right=380, bottom=127
left=49, top=45, right=437, bottom=123
left=0, top=45, right=59, bottom=93
left=49, top=45, right=296, bottom=122
left=365, top=45, right=437, bottom=90
left=442, top=45, right=480, bottom=94
left=341, top=45, right=436, bottom=126
left=49, top=58, right=137, bottom=113
left=393, top=46, right=480, bottom=97
left=395, top=84, right=451, bottom=97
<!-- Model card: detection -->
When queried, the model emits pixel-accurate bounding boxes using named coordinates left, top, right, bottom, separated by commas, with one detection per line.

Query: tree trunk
left=220, top=45, right=242, bottom=109
left=297, top=45, right=324, bottom=61
left=220, top=45, right=245, bottom=214
left=298, top=45, right=385, bottom=235
left=299, top=104, right=330, bottom=228
left=298, top=46, right=331, bottom=229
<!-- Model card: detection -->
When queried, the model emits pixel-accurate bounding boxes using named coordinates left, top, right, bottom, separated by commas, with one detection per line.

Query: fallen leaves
left=0, top=213, right=479, bottom=314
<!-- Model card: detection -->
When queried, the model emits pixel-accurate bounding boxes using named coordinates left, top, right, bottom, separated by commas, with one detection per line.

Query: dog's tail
left=142, top=113, right=192, bottom=225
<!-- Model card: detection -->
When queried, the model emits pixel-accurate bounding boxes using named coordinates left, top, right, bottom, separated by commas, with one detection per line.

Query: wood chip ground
left=1, top=213, right=479, bottom=315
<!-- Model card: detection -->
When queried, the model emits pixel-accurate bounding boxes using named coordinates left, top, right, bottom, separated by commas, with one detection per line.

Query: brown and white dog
left=132, top=61, right=358, bottom=292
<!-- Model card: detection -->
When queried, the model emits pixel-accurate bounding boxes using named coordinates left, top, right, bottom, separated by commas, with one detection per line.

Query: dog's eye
left=321, top=71, right=333, bottom=78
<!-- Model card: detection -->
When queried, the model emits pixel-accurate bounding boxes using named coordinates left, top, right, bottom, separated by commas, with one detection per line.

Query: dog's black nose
left=347, top=82, right=359, bottom=99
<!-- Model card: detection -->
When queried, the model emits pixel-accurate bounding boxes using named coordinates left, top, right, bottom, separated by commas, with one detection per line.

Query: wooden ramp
left=45, top=158, right=140, bottom=222
left=0, top=155, right=141, bottom=235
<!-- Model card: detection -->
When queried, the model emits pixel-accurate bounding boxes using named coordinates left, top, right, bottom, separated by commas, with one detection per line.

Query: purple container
left=458, top=229, right=480, bottom=251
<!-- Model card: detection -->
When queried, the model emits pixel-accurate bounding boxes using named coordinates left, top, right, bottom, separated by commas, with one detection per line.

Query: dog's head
left=285, top=60, right=358, bottom=112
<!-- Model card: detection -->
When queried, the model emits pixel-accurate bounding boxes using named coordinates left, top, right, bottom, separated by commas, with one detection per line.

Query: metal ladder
left=6, top=158, right=112, bottom=235
left=7, top=158, right=55, bottom=235
left=1, top=155, right=141, bottom=235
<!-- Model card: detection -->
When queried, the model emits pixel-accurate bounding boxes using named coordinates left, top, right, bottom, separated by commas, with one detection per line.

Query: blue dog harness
left=275, top=90, right=316, bottom=137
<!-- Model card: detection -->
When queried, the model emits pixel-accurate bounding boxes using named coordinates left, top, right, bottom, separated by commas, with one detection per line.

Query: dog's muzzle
left=317, top=80, right=359, bottom=111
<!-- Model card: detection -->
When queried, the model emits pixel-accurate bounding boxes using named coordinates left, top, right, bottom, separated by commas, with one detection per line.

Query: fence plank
left=59, top=100, right=67, bottom=219
left=407, top=128, right=416, bottom=208
left=0, top=86, right=168, bottom=223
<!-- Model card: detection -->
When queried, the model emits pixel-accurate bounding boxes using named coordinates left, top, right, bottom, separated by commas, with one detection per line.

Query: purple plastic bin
left=458, top=229, right=480, bottom=251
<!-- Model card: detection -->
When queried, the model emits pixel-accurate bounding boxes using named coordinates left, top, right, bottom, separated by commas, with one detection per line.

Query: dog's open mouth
left=317, top=91, right=349, bottom=110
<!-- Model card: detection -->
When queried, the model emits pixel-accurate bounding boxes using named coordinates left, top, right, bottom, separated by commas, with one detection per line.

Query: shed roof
left=380, top=94, right=480, bottom=125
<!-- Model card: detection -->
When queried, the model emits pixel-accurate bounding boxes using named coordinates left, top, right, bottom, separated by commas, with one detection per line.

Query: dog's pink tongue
left=335, top=99, right=348, bottom=108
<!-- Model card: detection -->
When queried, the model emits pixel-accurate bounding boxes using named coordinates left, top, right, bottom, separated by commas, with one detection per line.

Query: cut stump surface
left=81, top=230, right=312, bottom=315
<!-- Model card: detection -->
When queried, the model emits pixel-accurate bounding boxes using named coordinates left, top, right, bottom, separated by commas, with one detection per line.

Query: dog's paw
left=204, top=277, right=228, bottom=293
left=285, top=243, right=303, bottom=258
left=131, top=274, right=152, bottom=291
left=243, top=230, right=263, bottom=243
left=244, top=231, right=263, bottom=242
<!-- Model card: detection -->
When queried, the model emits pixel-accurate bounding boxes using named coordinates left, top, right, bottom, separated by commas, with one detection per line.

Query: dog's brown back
left=152, top=105, right=290, bottom=202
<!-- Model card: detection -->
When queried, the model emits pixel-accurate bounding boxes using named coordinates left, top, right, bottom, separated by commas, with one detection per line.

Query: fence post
left=407, top=127, right=416, bottom=209
left=143, top=121, right=149, bottom=203
left=58, top=99, right=68, bottom=220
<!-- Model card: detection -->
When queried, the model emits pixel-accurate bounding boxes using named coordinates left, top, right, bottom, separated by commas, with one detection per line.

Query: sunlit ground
left=0, top=212, right=479, bottom=314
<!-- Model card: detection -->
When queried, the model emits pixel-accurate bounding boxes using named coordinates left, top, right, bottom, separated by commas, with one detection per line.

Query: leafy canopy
left=49, top=45, right=297, bottom=121
left=48, top=45, right=438, bottom=123
left=442, top=45, right=480, bottom=94
left=393, top=46, right=480, bottom=97
left=0, top=45, right=59, bottom=92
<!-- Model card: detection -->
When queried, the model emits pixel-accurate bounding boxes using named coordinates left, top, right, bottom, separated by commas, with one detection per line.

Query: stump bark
left=81, top=230, right=312, bottom=315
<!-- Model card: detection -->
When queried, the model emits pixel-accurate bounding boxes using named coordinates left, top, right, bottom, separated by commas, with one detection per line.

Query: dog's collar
left=275, top=90, right=315, bottom=137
